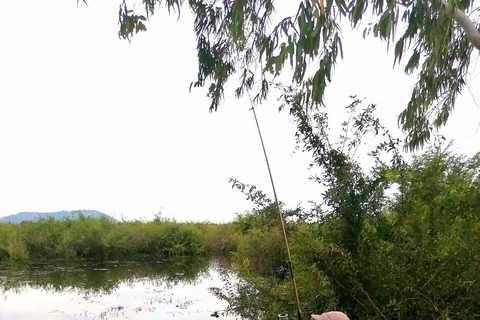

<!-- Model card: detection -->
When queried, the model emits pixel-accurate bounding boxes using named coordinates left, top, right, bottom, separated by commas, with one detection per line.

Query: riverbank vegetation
left=212, top=100, right=480, bottom=319
left=218, top=146, right=480, bottom=319
left=0, top=215, right=239, bottom=262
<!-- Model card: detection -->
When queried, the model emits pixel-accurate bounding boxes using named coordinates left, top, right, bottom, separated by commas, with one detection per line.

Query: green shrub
left=197, top=222, right=238, bottom=254
left=0, top=223, right=28, bottom=262
left=233, top=226, right=287, bottom=277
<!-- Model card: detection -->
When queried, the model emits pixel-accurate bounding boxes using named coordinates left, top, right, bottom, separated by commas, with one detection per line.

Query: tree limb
left=441, top=0, right=480, bottom=50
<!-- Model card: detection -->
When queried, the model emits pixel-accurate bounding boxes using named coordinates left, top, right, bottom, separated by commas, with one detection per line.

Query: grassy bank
left=0, top=215, right=238, bottom=263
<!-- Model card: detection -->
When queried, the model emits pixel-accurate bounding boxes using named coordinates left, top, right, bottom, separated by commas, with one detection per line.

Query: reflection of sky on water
left=0, top=260, right=237, bottom=320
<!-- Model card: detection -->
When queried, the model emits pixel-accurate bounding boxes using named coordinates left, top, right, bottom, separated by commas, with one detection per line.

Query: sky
left=1, top=0, right=479, bottom=222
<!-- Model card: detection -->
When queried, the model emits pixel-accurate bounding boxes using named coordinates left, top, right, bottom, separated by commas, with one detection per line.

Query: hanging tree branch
left=79, top=0, right=480, bottom=150
left=441, top=0, right=480, bottom=49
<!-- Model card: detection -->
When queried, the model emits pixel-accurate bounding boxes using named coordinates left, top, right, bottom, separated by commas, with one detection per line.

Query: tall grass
left=0, top=215, right=239, bottom=263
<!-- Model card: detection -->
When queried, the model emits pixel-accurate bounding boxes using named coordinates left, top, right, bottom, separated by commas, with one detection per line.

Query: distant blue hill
left=0, top=210, right=118, bottom=223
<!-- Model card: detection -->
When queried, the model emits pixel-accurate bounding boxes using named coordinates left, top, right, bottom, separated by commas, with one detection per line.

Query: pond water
left=0, top=257, right=237, bottom=320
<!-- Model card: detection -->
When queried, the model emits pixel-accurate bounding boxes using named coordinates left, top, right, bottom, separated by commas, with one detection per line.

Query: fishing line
left=247, top=91, right=303, bottom=320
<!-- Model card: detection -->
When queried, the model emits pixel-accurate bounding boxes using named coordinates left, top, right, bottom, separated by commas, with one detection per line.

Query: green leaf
left=394, top=38, right=404, bottom=65
left=136, top=21, right=147, bottom=33
left=311, top=20, right=321, bottom=38
left=404, top=50, right=420, bottom=74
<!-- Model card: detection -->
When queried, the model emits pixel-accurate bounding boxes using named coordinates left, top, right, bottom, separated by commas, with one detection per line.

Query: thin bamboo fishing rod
left=248, top=93, right=302, bottom=320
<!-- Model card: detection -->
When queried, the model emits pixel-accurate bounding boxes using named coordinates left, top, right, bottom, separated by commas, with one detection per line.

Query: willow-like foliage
left=87, top=0, right=479, bottom=150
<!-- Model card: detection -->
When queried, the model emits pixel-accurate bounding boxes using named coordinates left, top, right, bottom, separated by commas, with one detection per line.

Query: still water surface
left=0, top=257, right=237, bottom=320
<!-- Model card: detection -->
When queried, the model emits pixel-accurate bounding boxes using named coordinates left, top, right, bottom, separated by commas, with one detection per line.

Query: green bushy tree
left=383, top=146, right=480, bottom=318
left=213, top=98, right=480, bottom=319
left=289, top=96, right=480, bottom=318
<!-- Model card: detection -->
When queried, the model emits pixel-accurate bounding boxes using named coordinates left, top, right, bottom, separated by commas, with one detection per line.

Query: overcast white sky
left=1, top=1, right=479, bottom=222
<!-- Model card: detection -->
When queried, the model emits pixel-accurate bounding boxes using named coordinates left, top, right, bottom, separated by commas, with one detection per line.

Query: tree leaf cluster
left=102, top=0, right=479, bottom=149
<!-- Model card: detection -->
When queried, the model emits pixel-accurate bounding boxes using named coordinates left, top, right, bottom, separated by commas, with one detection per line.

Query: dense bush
left=195, top=222, right=239, bottom=254
left=211, top=100, right=480, bottom=320
left=0, top=222, right=28, bottom=262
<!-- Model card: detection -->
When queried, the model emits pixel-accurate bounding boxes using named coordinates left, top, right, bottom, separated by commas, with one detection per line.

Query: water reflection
left=0, top=257, right=237, bottom=320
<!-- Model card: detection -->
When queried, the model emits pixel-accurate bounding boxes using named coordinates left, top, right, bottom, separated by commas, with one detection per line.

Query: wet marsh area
left=0, top=257, right=237, bottom=320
